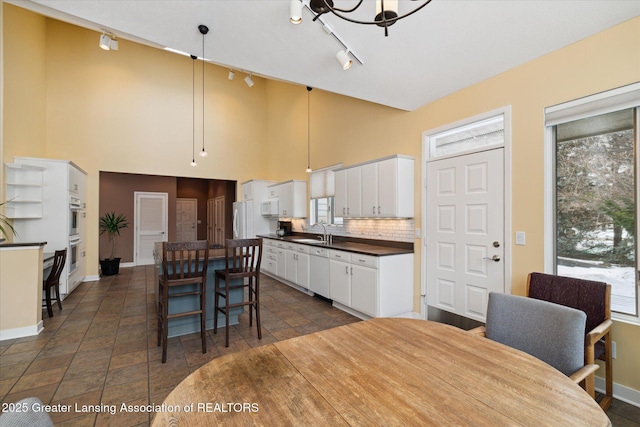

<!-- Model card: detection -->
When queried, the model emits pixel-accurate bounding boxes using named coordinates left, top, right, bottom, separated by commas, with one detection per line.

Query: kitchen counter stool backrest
left=43, top=249, right=66, bottom=317
left=157, top=240, right=209, bottom=363
left=214, top=238, right=263, bottom=347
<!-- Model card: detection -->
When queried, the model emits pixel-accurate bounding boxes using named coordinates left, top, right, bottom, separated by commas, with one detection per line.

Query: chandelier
left=308, top=0, right=433, bottom=36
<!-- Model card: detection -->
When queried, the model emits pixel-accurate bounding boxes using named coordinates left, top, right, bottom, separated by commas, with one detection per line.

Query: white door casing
left=426, top=148, right=505, bottom=322
left=134, top=192, right=168, bottom=265
left=176, top=198, right=197, bottom=241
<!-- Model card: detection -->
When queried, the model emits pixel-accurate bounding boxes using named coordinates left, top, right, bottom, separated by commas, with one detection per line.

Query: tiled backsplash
left=292, top=218, right=415, bottom=243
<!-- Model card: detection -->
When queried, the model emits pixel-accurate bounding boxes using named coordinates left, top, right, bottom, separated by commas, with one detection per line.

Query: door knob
left=483, top=254, right=501, bottom=262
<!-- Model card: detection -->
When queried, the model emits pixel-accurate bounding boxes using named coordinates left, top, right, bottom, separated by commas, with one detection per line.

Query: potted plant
left=99, top=211, right=128, bottom=275
left=0, top=200, right=17, bottom=243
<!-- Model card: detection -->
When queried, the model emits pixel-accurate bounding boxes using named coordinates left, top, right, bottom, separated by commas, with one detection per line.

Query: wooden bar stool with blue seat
left=214, top=238, right=262, bottom=347
left=43, top=249, right=67, bottom=317
left=158, top=240, right=209, bottom=363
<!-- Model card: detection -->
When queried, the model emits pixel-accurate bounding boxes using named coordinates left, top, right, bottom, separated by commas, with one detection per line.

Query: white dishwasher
left=309, top=246, right=330, bottom=299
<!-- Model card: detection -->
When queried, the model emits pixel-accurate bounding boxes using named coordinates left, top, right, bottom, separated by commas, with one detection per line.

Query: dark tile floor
left=1, top=266, right=638, bottom=426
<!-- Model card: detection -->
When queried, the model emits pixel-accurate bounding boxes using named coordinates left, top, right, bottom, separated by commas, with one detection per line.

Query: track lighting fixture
left=335, top=50, right=352, bottom=70
left=228, top=70, right=235, bottom=80
left=244, top=73, right=254, bottom=88
left=289, top=3, right=362, bottom=69
left=290, top=0, right=303, bottom=24
left=99, top=32, right=118, bottom=50
left=198, top=24, right=209, bottom=158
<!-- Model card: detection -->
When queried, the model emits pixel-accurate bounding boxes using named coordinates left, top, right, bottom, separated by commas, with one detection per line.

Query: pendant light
left=190, top=55, right=197, bottom=167
left=198, top=25, right=209, bottom=158
left=306, top=86, right=313, bottom=173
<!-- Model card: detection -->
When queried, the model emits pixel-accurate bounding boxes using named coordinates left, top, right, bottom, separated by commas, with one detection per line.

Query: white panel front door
left=176, top=198, right=197, bottom=242
left=134, top=192, right=168, bottom=265
left=426, top=148, right=504, bottom=322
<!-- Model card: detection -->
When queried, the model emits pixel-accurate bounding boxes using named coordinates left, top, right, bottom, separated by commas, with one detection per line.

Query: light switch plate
left=415, top=228, right=421, bottom=238
left=515, top=231, right=526, bottom=245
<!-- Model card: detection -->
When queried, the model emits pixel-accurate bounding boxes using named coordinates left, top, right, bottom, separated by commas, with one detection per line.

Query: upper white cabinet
left=334, top=167, right=362, bottom=218
left=335, top=155, right=414, bottom=218
left=241, top=179, right=275, bottom=201
left=4, top=163, right=45, bottom=218
left=268, top=180, right=307, bottom=218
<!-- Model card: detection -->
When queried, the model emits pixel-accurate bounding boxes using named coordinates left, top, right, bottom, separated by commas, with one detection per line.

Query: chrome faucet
left=319, top=222, right=328, bottom=243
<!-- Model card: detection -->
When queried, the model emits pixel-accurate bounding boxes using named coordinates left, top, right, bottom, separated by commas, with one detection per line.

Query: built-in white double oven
left=69, top=196, right=82, bottom=273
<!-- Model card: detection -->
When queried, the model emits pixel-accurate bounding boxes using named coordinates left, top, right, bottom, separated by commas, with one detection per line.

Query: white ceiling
left=8, top=0, right=640, bottom=111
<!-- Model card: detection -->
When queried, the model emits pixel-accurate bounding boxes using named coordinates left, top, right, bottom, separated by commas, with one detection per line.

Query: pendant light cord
left=198, top=25, right=209, bottom=157
left=202, top=33, right=205, bottom=154
left=191, top=55, right=197, bottom=165
left=307, top=86, right=312, bottom=172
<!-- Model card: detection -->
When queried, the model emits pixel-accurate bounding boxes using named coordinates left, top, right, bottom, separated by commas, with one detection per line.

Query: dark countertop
left=257, top=234, right=413, bottom=256
left=0, top=241, right=47, bottom=249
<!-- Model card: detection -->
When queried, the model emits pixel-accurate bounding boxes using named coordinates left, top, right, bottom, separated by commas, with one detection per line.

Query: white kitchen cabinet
left=330, top=249, right=413, bottom=319
left=10, top=157, right=87, bottom=297
left=334, top=169, right=347, bottom=218
left=350, top=254, right=378, bottom=317
left=334, top=167, right=361, bottom=218
left=284, top=242, right=309, bottom=289
left=276, top=242, right=287, bottom=278
left=263, top=238, right=413, bottom=320
left=377, top=156, right=414, bottom=217
left=4, top=163, right=45, bottom=218
left=268, top=180, right=307, bottom=218
left=262, top=239, right=278, bottom=275
left=68, top=164, right=81, bottom=195
left=329, top=250, right=351, bottom=306
left=242, top=179, right=275, bottom=201
left=335, top=155, right=414, bottom=218
left=361, top=162, right=378, bottom=217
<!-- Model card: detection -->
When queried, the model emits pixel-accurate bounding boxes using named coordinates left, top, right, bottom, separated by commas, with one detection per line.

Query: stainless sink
left=292, top=238, right=327, bottom=245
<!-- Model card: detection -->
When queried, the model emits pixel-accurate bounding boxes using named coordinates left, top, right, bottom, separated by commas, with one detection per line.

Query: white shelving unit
left=11, top=157, right=87, bottom=297
left=4, top=163, right=45, bottom=218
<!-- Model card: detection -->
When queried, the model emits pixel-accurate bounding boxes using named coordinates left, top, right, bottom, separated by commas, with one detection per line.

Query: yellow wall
left=0, top=246, right=43, bottom=336
left=2, top=4, right=639, bottom=392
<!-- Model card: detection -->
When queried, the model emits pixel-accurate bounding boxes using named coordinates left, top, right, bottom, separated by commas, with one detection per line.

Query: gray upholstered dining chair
left=527, top=272, right=613, bottom=411
left=470, top=292, right=599, bottom=390
left=0, top=397, right=54, bottom=426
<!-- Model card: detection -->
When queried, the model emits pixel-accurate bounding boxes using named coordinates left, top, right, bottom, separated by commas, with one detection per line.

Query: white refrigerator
left=233, top=200, right=273, bottom=239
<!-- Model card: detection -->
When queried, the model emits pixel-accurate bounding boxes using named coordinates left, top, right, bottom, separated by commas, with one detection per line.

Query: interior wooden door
left=134, top=192, right=168, bottom=265
left=214, top=196, right=225, bottom=246
left=176, top=198, right=197, bottom=241
left=207, top=198, right=215, bottom=243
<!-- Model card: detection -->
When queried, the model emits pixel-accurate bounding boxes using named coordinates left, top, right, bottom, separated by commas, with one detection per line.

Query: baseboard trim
left=596, top=377, right=640, bottom=408
left=0, top=321, right=43, bottom=341
left=83, top=275, right=100, bottom=282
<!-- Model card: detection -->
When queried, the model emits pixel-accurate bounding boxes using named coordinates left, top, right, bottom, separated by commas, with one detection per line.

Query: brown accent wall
left=100, top=172, right=236, bottom=261
left=99, top=172, right=177, bottom=262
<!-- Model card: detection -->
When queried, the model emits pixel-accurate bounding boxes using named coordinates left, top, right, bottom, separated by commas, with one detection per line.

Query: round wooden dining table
left=151, top=317, right=611, bottom=426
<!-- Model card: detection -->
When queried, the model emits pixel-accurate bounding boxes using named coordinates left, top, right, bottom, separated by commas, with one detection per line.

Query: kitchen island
left=153, top=243, right=244, bottom=338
